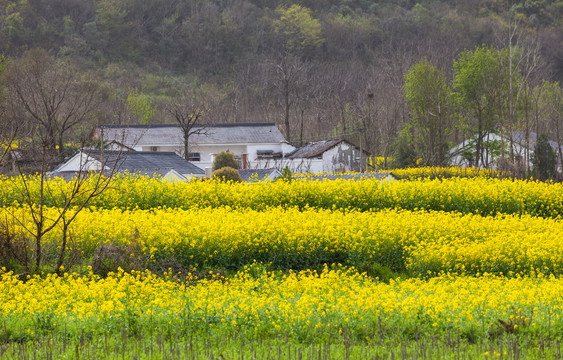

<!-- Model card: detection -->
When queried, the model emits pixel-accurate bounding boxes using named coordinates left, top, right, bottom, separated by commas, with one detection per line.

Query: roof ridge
left=98, top=123, right=277, bottom=128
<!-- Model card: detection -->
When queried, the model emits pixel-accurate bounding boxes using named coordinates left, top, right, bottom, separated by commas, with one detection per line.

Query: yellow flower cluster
left=390, top=166, right=504, bottom=179
left=3, top=206, right=563, bottom=276
left=1, top=174, right=562, bottom=217
left=0, top=267, right=559, bottom=341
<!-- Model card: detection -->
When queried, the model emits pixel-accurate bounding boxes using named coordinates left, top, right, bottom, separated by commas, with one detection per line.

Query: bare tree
left=0, top=55, right=16, bottom=164
left=3, top=48, right=100, bottom=155
left=269, top=55, right=309, bottom=143
left=0, top=110, right=17, bottom=164
left=166, top=90, right=209, bottom=161
left=2, top=137, right=131, bottom=275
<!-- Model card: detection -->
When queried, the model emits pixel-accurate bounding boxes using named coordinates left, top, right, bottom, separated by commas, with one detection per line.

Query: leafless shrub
left=90, top=229, right=147, bottom=277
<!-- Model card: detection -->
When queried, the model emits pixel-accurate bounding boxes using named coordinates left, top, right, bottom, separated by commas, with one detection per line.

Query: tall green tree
left=404, top=58, right=455, bottom=166
left=126, top=89, right=156, bottom=125
left=453, top=46, right=510, bottom=167
left=272, top=5, right=324, bottom=54
left=534, top=80, right=563, bottom=171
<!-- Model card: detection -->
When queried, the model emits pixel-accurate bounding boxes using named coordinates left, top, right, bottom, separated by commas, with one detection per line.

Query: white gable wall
left=322, top=142, right=363, bottom=172
left=55, top=152, right=104, bottom=172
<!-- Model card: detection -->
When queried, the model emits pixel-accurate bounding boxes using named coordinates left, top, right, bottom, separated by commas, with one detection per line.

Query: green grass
left=1, top=328, right=561, bottom=359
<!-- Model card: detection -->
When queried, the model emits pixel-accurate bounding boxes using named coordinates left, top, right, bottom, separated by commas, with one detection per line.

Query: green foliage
left=404, top=58, right=454, bottom=166
left=388, top=131, right=418, bottom=169
left=280, top=166, right=293, bottom=182
left=453, top=46, right=504, bottom=121
left=212, top=151, right=239, bottom=171
left=126, top=89, right=156, bottom=124
left=531, top=134, right=557, bottom=180
left=453, top=46, right=514, bottom=167
left=273, top=5, right=324, bottom=52
left=212, top=166, right=242, bottom=182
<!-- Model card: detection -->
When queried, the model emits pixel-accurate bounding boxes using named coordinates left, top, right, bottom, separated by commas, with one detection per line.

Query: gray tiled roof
left=50, top=168, right=185, bottom=180
left=238, top=168, right=281, bottom=182
left=88, top=150, right=205, bottom=175
left=294, top=172, right=396, bottom=181
left=286, top=140, right=344, bottom=159
left=128, top=168, right=185, bottom=179
left=97, top=123, right=287, bottom=146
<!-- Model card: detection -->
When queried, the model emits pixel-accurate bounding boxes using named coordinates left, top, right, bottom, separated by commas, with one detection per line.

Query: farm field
left=0, top=169, right=562, bottom=359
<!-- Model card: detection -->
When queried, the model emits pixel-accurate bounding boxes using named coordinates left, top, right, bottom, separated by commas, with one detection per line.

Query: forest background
left=0, top=0, right=561, bottom=173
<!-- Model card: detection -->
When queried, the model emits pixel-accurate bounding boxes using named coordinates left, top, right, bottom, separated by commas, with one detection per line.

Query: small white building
left=450, top=132, right=563, bottom=170
left=277, top=140, right=369, bottom=173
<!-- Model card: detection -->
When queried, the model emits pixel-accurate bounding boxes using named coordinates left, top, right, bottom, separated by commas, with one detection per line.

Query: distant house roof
left=238, top=168, right=282, bottom=182
left=53, top=150, right=205, bottom=176
left=88, top=150, right=205, bottom=175
left=286, top=140, right=344, bottom=159
left=129, top=168, right=187, bottom=179
left=294, top=172, right=397, bottom=182
left=96, top=123, right=287, bottom=146
left=49, top=168, right=187, bottom=181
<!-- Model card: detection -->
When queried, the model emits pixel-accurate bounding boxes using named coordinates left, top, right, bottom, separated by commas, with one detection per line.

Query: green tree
left=95, top=0, right=134, bottom=56
left=126, top=89, right=156, bottom=125
left=388, top=131, right=418, bottom=169
left=272, top=5, right=324, bottom=53
left=212, top=166, right=242, bottom=182
left=404, top=58, right=455, bottom=166
left=531, top=134, right=557, bottom=180
left=212, top=151, right=239, bottom=171
left=453, top=46, right=510, bottom=168
left=534, top=81, right=563, bottom=169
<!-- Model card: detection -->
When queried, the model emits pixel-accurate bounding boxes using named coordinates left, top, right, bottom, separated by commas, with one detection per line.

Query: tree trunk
left=475, top=108, right=483, bottom=168
left=284, top=83, right=291, bottom=142
left=184, top=130, right=190, bottom=161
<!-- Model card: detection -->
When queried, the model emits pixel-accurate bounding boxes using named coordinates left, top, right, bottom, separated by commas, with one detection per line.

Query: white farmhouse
left=282, top=140, right=370, bottom=173
left=95, top=123, right=296, bottom=171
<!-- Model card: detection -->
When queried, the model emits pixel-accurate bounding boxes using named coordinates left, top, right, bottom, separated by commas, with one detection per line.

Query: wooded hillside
left=0, top=0, right=561, bottom=174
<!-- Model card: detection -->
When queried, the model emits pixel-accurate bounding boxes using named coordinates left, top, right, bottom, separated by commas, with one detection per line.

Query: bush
left=531, top=134, right=557, bottom=181
left=212, top=166, right=242, bottom=182
left=212, top=151, right=239, bottom=171
left=388, top=133, right=418, bottom=169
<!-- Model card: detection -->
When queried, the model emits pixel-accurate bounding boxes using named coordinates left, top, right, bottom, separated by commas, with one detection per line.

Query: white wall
left=322, top=142, right=363, bottom=172
left=449, top=133, right=530, bottom=169
left=140, top=145, right=179, bottom=153
left=247, top=143, right=291, bottom=161
left=55, top=152, right=103, bottom=172
left=138, top=142, right=295, bottom=163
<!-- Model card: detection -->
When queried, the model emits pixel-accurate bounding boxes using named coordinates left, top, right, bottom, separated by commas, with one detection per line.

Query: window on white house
left=257, top=149, right=281, bottom=159
left=188, top=152, right=201, bottom=162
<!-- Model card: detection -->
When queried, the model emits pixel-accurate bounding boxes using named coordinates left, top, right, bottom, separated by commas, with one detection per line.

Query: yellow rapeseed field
left=0, top=267, right=559, bottom=341
left=1, top=174, right=562, bottom=217
left=2, top=206, right=562, bottom=276
left=2, top=171, right=562, bottom=348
